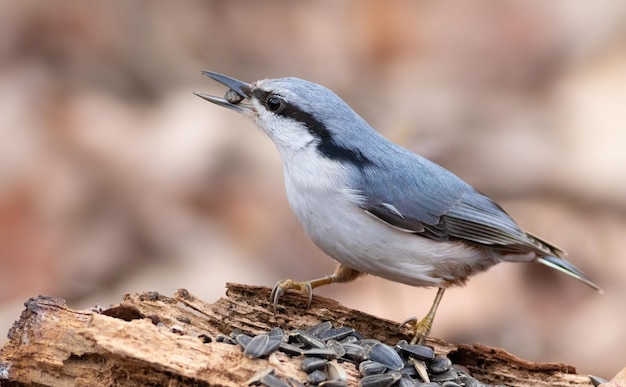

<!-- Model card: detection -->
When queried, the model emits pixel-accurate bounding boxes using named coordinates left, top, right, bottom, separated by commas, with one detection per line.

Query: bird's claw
left=398, top=316, right=431, bottom=344
left=398, top=316, right=417, bottom=329
left=269, top=279, right=313, bottom=314
left=269, top=282, right=284, bottom=314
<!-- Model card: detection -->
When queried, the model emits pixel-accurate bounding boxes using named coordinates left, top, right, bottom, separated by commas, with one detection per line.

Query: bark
left=0, top=283, right=597, bottom=386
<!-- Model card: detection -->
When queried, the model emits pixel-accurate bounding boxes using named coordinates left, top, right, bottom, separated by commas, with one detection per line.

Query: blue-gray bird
left=195, top=71, right=600, bottom=343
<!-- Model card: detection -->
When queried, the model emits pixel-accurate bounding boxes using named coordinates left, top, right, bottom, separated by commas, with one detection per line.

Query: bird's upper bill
left=194, top=71, right=254, bottom=114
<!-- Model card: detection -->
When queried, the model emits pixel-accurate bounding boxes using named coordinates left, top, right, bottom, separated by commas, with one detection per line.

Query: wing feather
left=354, top=152, right=561, bottom=257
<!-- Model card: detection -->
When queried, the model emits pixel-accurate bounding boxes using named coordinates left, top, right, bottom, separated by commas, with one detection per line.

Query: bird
left=195, top=71, right=601, bottom=343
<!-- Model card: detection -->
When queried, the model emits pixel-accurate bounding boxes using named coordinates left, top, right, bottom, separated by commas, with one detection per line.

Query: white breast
left=281, top=154, right=497, bottom=288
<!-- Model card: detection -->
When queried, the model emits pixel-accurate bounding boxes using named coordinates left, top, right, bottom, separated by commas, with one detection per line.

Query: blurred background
left=0, top=0, right=624, bottom=378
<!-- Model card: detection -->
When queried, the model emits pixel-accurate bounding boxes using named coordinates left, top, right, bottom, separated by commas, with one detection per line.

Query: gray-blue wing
left=356, top=156, right=562, bottom=256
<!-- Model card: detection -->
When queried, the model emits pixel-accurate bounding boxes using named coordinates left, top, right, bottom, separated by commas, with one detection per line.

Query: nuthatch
left=196, top=71, right=601, bottom=343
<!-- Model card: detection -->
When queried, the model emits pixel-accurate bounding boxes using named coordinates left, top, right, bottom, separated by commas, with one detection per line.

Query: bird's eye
left=265, top=95, right=283, bottom=112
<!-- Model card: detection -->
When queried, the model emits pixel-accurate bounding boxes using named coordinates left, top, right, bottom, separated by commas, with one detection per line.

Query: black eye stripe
left=279, top=103, right=329, bottom=139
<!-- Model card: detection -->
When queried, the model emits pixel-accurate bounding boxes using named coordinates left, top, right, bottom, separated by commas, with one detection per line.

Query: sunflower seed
left=411, top=358, right=430, bottom=383
left=279, top=342, right=304, bottom=356
left=396, top=375, right=418, bottom=387
left=398, top=362, right=417, bottom=378
left=399, top=363, right=418, bottom=377
left=236, top=333, right=253, bottom=349
left=319, top=326, right=355, bottom=341
left=319, top=381, right=348, bottom=387
left=286, top=377, right=305, bottom=387
left=301, top=357, right=328, bottom=373
left=430, top=368, right=458, bottom=382
left=341, top=343, right=367, bottom=362
left=356, top=339, right=381, bottom=350
left=225, top=89, right=244, bottom=104
left=396, top=340, right=434, bottom=361
left=367, top=343, right=404, bottom=371
left=303, top=348, right=338, bottom=359
left=307, top=369, right=327, bottom=384
left=325, top=360, right=347, bottom=381
left=339, top=336, right=358, bottom=344
left=266, top=336, right=282, bottom=355
left=244, top=334, right=270, bottom=359
left=235, top=323, right=482, bottom=387
left=268, top=327, right=285, bottom=340
left=216, top=334, right=236, bottom=344
left=260, top=373, right=290, bottom=387
left=428, top=354, right=452, bottom=373
left=295, top=331, right=326, bottom=349
left=326, top=339, right=345, bottom=358
left=464, top=378, right=481, bottom=387
left=358, top=371, right=401, bottom=387
left=358, top=360, right=386, bottom=376
left=306, top=321, right=333, bottom=337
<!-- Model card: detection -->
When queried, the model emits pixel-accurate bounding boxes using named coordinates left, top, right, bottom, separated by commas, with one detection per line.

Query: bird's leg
left=270, top=264, right=362, bottom=314
left=400, top=287, right=446, bottom=344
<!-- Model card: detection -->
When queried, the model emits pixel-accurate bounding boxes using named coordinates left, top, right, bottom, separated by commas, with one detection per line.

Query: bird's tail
left=538, top=256, right=602, bottom=293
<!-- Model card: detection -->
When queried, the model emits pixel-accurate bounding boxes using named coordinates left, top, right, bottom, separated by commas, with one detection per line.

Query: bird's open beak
left=194, top=71, right=253, bottom=114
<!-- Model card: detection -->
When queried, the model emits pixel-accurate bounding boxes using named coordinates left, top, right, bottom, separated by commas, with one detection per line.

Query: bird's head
left=195, top=71, right=375, bottom=167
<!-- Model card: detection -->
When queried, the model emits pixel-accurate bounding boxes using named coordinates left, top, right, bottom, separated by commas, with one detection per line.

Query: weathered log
left=0, top=283, right=600, bottom=386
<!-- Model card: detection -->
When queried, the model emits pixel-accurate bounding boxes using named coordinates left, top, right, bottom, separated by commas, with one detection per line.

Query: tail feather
left=525, top=231, right=566, bottom=257
left=538, top=256, right=602, bottom=293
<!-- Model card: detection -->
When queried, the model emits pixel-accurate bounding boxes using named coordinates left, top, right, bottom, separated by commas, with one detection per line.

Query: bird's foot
left=399, top=315, right=433, bottom=345
left=269, top=279, right=313, bottom=314
left=399, top=287, right=445, bottom=344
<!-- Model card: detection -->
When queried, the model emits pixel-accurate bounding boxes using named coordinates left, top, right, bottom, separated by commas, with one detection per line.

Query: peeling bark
left=0, top=283, right=596, bottom=386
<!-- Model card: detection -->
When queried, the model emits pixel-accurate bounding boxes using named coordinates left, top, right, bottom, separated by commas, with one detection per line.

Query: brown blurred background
left=0, top=0, right=624, bottom=378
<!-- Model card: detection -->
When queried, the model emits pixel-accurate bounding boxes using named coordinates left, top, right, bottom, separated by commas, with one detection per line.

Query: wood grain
left=0, top=283, right=594, bottom=386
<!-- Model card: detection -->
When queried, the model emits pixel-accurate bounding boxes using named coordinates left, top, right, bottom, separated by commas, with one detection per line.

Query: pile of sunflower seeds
left=214, top=321, right=509, bottom=387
